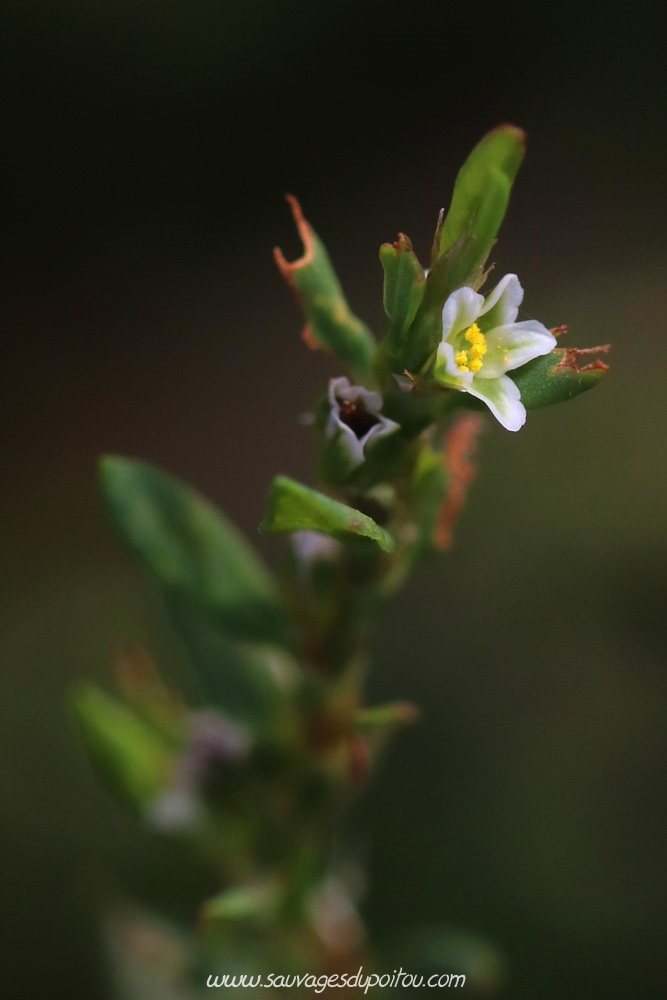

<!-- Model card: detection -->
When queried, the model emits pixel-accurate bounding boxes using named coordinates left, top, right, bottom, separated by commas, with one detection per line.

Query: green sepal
left=70, top=682, right=174, bottom=812
left=510, top=346, right=610, bottom=409
left=260, top=476, right=395, bottom=553
left=275, top=196, right=376, bottom=380
left=100, top=457, right=290, bottom=649
left=379, top=234, right=426, bottom=366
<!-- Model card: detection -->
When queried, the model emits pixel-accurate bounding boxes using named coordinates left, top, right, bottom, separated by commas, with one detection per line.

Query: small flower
left=433, top=274, right=557, bottom=431
left=145, top=711, right=250, bottom=833
left=326, top=377, right=399, bottom=467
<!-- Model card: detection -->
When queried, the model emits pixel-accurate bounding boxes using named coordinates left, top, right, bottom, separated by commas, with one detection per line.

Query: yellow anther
left=462, top=323, right=487, bottom=372
left=465, top=323, right=484, bottom=345
left=455, top=349, right=469, bottom=372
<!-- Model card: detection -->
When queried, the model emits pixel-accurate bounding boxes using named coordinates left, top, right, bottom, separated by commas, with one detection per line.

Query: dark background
left=2, top=1, right=667, bottom=997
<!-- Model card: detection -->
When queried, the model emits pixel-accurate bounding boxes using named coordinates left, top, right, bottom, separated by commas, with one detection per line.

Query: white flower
left=433, top=274, right=557, bottom=431
left=326, top=377, right=399, bottom=467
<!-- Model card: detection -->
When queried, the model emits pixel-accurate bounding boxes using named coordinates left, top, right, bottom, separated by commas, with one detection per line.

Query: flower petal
left=328, top=376, right=384, bottom=415
left=476, top=320, right=557, bottom=378
left=441, top=286, right=484, bottom=341
left=465, top=374, right=526, bottom=432
left=478, top=274, right=523, bottom=329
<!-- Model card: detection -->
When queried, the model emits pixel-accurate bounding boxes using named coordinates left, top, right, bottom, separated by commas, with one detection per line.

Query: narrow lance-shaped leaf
left=260, top=475, right=395, bottom=553
left=70, top=682, right=173, bottom=813
left=274, top=196, right=377, bottom=380
left=510, top=344, right=610, bottom=409
left=100, top=457, right=290, bottom=648
left=438, top=124, right=525, bottom=261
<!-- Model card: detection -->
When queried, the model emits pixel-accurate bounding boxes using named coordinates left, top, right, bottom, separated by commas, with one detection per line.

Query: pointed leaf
left=260, top=476, right=395, bottom=552
left=100, top=456, right=289, bottom=647
left=274, top=196, right=376, bottom=380
left=438, top=124, right=525, bottom=260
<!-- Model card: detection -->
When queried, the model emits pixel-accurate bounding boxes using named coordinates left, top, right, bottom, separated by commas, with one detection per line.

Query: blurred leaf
left=511, top=345, right=610, bottom=409
left=202, top=881, right=278, bottom=926
left=260, top=476, right=395, bottom=552
left=166, top=599, right=298, bottom=739
left=354, top=701, right=419, bottom=731
left=408, top=444, right=448, bottom=558
left=274, top=195, right=376, bottom=380
left=100, top=456, right=290, bottom=648
left=70, top=682, right=173, bottom=812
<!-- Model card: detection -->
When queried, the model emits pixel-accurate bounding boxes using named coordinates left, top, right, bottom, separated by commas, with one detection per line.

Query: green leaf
left=380, top=234, right=426, bottom=364
left=438, top=124, right=525, bottom=261
left=100, top=456, right=289, bottom=648
left=260, top=476, right=395, bottom=552
left=274, top=196, right=376, bottom=380
left=511, top=345, right=610, bottom=409
left=70, top=682, right=172, bottom=812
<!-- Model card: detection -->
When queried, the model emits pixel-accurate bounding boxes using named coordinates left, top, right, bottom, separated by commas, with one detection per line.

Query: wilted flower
left=433, top=274, right=557, bottom=431
left=326, top=377, right=399, bottom=467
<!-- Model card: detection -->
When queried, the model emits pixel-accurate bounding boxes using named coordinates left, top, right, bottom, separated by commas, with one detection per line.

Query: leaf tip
left=273, top=194, right=314, bottom=280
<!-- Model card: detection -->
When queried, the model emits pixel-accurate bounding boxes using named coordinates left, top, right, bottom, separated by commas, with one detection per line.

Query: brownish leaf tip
left=395, top=702, right=420, bottom=724
left=114, top=642, right=159, bottom=696
left=435, top=413, right=485, bottom=551
left=273, top=194, right=315, bottom=280
left=301, top=324, right=320, bottom=351
left=555, top=344, right=611, bottom=374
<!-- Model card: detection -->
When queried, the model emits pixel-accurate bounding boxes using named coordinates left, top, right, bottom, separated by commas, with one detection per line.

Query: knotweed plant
left=73, top=126, right=609, bottom=996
